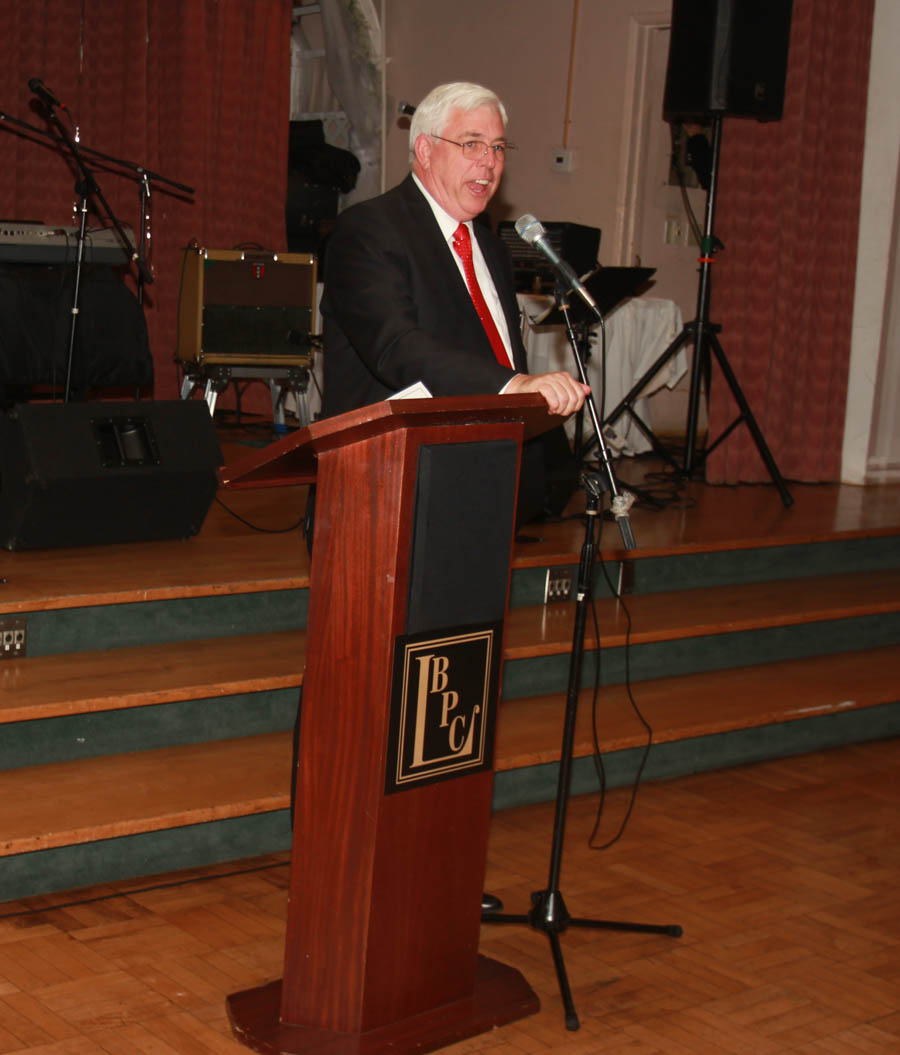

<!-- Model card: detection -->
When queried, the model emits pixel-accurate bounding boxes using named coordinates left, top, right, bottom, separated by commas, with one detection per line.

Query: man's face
left=414, top=104, right=506, bottom=222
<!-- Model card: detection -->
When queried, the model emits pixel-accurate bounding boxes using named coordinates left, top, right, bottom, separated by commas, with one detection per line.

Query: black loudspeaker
left=0, top=401, right=223, bottom=550
left=663, top=0, right=793, bottom=121
left=406, top=440, right=519, bottom=635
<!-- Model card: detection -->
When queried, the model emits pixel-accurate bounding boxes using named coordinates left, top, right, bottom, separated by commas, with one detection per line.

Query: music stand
left=535, top=266, right=656, bottom=327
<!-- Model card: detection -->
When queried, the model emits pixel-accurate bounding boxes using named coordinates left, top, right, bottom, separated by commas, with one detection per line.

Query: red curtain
left=704, top=0, right=874, bottom=483
left=0, top=0, right=292, bottom=405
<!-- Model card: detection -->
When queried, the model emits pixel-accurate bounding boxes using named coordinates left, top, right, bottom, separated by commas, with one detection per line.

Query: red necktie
left=452, top=222, right=510, bottom=366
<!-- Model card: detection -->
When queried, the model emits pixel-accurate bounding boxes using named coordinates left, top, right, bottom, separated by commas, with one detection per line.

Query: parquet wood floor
left=2, top=738, right=899, bottom=1053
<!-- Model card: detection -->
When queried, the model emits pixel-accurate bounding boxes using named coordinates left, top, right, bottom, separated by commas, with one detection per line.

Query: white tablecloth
left=518, top=294, right=687, bottom=455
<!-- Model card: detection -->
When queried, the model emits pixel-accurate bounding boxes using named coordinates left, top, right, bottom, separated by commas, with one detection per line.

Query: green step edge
left=3, top=701, right=898, bottom=905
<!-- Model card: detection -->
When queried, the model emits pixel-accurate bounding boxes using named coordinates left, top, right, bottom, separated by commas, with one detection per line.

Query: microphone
left=514, top=214, right=598, bottom=314
left=397, top=100, right=416, bottom=116
left=28, top=77, right=65, bottom=110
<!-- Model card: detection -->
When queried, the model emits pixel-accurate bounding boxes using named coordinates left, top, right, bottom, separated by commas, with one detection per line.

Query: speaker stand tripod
left=600, top=115, right=793, bottom=508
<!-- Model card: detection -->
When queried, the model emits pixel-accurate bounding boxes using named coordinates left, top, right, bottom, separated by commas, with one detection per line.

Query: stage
left=0, top=429, right=898, bottom=905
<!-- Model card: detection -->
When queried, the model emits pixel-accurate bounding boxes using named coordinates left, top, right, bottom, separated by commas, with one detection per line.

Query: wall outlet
left=665, top=215, right=688, bottom=246
left=544, top=567, right=574, bottom=603
left=551, top=147, right=576, bottom=174
left=0, top=616, right=26, bottom=659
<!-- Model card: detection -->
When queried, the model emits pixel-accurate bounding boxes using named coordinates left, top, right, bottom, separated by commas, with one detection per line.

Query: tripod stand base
left=600, top=115, right=794, bottom=509
left=484, top=889, right=681, bottom=1031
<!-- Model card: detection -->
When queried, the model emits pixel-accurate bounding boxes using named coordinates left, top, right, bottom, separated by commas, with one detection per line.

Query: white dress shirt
left=412, top=173, right=515, bottom=369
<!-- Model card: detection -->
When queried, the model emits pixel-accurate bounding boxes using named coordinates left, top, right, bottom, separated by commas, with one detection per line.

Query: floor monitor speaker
left=663, top=0, right=793, bottom=121
left=0, top=401, right=223, bottom=550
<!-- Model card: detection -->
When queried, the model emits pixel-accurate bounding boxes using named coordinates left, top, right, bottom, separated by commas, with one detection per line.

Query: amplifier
left=177, top=249, right=317, bottom=366
left=497, top=221, right=601, bottom=293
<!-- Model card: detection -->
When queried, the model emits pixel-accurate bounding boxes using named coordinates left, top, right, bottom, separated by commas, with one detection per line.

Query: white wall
left=383, top=1, right=661, bottom=260
left=376, top=0, right=897, bottom=476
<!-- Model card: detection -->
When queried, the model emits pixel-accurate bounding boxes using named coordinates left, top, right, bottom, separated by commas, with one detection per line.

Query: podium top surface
left=219, top=393, right=554, bottom=489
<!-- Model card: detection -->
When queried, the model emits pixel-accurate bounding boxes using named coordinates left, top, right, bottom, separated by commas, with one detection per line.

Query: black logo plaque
left=385, top=623, right=501, bottom=794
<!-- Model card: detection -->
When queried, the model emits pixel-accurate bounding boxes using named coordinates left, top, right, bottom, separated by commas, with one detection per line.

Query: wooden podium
left=221, top=395, right=554, bottom=1055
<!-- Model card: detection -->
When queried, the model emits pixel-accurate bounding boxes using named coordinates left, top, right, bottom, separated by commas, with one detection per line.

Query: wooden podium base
left=226, top=955, right=540, bottom=1055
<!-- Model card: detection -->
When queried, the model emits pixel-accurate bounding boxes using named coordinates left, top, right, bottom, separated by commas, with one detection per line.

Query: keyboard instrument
left=0, top=221, right=135, bottom=265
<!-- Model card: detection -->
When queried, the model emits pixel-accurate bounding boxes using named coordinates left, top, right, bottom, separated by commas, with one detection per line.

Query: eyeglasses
left=429, top=135, right=515, bottom=160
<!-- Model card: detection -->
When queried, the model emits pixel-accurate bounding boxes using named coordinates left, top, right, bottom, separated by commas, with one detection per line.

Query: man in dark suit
left=315, top=84, right=586, bottom=915
left=320, top=81, right=589, bottom=419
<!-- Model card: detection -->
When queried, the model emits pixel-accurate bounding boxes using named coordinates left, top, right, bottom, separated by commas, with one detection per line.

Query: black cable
left=213, top=493, right=305, bottom=535
left=619, top=458, right=698, bottom=512
left=596, top=312, right=607, bottom=422
left=586, top=546, right=654, bottom=851
left=172, top=243, right=191, bottom=392
left=670, top=122, right=706, bottom=245
left=308, top=337, right=324, bottom=404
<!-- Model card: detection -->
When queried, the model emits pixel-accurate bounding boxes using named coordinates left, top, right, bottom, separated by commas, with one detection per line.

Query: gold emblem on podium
left=386, top=624, right=499, bottom=792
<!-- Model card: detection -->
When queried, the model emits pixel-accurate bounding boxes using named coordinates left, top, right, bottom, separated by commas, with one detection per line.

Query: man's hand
left=504, top=371, right=590, bottom=416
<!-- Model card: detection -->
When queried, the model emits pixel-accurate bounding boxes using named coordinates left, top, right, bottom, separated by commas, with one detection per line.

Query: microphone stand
left=0, top=108, right=193, bottom=200
left=482, top=282, right=682, bottom=1031
left=569, top=318, right=594, bottom=465
left=36, top=98, right=151, bottom=402
left=136, top=170, right=152, bottom=307
left=1, top=103, right=194, bottom=398
left=557, top=282, right=635, bottom=551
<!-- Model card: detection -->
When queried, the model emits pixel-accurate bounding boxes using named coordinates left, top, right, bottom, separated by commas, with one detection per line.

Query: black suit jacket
left=320, top=174, right=528, bottom=418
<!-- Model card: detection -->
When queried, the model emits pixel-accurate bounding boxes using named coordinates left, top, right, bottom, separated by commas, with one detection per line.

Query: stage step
left=0, top=733, right=291, bottom=857
left=0, top=630, right=306, bottom=724
left=1, top=645, right=896, bottom=864
left=495, top=645, right=900, bottom=769
left=3, top=569, right=898, bottom=772
left=0, top=478, right=897, bottom=901
left=505, top=569, right=900, bottom=658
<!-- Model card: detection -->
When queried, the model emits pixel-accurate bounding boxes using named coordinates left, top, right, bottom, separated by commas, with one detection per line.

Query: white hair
left=408, top=82, right=508, bottom=163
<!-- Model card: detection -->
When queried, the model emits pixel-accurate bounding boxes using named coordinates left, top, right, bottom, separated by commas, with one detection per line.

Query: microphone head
left=397, top=100, right=416, bottom=116
left=515, top=214, right=545, bottom=245
left=27, top=77, right=42, bottom=92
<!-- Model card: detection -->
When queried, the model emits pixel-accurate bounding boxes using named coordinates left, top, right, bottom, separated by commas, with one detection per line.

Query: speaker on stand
left=662, top=0, right=793, bottom=121
left=603, top=0, right=794, bottom=506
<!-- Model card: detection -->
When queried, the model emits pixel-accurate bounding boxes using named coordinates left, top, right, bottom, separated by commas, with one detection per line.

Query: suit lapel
left=397, top=176, right=473, bottom=313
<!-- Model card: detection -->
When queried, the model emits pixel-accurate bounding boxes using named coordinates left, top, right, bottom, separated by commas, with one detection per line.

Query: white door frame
left=612, top=12, right=671, bottom=269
